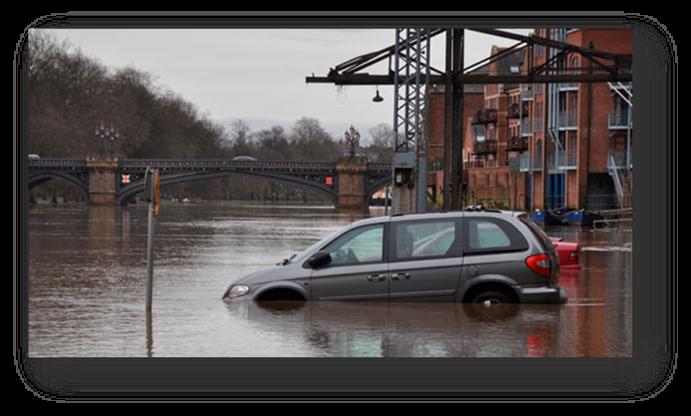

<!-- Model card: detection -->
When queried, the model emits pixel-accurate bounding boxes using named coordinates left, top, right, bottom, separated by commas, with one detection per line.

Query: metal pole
left=626, top=99, right=632, bottom=171
left=416, top=30, right=431, bottom=213
left=542, top=34, right=551, bottom=211
left=443, top=30, right=453, bottom=210
left=451, top=28, right=465, bottom=210
left=145, top=168, right=155, bottom=314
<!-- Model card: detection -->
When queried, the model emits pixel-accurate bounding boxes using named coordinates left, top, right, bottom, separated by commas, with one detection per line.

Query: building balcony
left=608, top=111, right=632, bottom=130
left=532, top=116, right=543, bottom=132
left=558, top=82, right=579, bottom=91
left=506, top=136, right=529, bottom=152
left=507, top=102, right=530, bottom=119
left=472, top=109, right=498, bottom=125
left=558, top=111, right=578, bottom=129
left=466, top=160, right=485, bottom=169
left=473, top=139, right=497, bottom=156
left=521, top=118, right=533, bottom=136
left=609, top=150, right=633, bottom=170
left=512, top=154, right=541, bottom=172
left=550, top=151, right=578, bottom=170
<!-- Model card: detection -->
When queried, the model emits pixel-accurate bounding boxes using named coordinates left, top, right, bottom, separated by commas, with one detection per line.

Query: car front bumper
left=514, top=285, right=567, bottom=304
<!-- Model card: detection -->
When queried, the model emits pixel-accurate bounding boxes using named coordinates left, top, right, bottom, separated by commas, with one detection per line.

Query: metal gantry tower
left=305, top=27, right=632, bottom=214
left=391, top=28, right=431, bottom=214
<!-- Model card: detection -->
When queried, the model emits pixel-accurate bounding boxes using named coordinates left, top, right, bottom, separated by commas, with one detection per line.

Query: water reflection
left=28, top=203, right=632, bottom=357
left=230, top=301, right=560, bottom=357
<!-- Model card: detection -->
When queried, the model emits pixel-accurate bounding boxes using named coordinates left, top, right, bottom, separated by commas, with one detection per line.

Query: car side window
left=468, top=220, right=511, bottom=249
left=465, top=217, right=529, bottom=254
left=392, top=220, right=460, bottom=261
left=324, top=224, right=384, bottom=266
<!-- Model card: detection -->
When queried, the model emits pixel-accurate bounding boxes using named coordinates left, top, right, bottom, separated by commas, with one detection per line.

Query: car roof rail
left=463, top=205, right=503, bottom=213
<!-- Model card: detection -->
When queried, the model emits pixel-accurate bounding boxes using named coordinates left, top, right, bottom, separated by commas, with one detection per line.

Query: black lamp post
left=95, top=122, right=119, bottom=158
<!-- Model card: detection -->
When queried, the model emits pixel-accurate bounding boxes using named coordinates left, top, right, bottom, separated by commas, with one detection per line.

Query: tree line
left=26, top=31, right=393, bottom=204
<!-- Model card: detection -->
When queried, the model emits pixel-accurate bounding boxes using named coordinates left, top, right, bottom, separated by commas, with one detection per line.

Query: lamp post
left=94, top=122, right=119, bottom=158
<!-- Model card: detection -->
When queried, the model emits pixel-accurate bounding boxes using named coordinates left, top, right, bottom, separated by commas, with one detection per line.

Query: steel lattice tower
left=391, top=28, right=431, bottom=214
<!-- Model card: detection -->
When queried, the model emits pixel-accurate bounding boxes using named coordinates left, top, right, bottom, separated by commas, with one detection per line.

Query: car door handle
left=390, top=272, right=411, bottom=281
left=366, top=273, right=387, bottom=282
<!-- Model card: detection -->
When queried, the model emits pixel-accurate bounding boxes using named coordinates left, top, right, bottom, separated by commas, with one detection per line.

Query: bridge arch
left=117, top=170, right=338, bottom=205
left=28, top=172, right=89, bottom=199
left=364, top=177, right=392, bottom=205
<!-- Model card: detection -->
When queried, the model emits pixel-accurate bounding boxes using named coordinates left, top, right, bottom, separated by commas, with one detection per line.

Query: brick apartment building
left=428, top=27, right=633, bottom=211
left=426, top=81, right=485, bottom=208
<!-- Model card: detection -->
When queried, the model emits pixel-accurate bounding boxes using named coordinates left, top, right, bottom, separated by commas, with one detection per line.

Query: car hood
left=232, top=262, right=306, bottom=287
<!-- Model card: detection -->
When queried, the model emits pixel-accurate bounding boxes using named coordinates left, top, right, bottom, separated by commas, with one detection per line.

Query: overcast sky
left=38, top=28, right=531, bottom=138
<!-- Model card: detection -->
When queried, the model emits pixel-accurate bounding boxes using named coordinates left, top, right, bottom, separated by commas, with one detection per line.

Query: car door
left=460, top=217, right=531, bottom=294
left=310, top=223, right=389, bottom=301
left=387, top=218, right=463, bottom=302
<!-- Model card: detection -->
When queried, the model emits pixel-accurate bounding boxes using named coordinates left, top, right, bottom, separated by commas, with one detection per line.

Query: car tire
left=471, top=291, right=513, bottom=304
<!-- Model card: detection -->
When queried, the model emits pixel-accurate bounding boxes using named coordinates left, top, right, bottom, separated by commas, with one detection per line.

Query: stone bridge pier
left=86, top=156, right=119, bottom=205
left=336, top=155, right=369, bottom=213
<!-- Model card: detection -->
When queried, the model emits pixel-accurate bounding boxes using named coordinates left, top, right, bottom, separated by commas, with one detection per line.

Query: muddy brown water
left=27, top=203, right=632, bottom=357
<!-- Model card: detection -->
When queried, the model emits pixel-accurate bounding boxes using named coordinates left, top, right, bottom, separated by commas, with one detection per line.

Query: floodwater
left=27, top=203, right=632, bottom=357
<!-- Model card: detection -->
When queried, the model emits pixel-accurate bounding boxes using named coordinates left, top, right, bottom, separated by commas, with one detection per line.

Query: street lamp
left=372, top=86, right=384, bottom=103
left=94, top=122, right=119, bottom=158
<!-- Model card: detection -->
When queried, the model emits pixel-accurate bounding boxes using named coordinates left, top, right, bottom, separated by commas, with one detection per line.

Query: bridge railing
left=28, top=159, right=87, bottom=168
left=119, top=159, right=339, bottom=171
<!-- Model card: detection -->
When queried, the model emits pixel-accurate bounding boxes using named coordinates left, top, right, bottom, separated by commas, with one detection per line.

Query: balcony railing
left=558, top=82, right=579, bottom=91
left=608, top=111, right=632, bottom=129
left=514, top=154, right=541, bottom=172
left=473, top=139, right=497, bottom=155
left=609, top=150, right=633, bottom=170
left=545, top=152, right=577, bottom=172
left=521, top=118, right=533, bottom=135
left=507, top=102, right=530, bottom=119
left=465, top=160, right=485, bottom=169
left=556, top=151, right=577, bottom=169
left=506, top=136, right=529, bottom=152
left=533, top=116, right=543, bottom=132
left=472, top=109, right=498, bottom=124
left=558, top=111, right=578, bottom=129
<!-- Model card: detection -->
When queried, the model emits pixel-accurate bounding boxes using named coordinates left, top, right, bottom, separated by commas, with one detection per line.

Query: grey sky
left=39, top=28, right=532, bottom=138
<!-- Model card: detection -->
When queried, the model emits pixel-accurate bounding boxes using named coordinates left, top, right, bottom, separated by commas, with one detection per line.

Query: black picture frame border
left=13, top=11, right=677, bottom=401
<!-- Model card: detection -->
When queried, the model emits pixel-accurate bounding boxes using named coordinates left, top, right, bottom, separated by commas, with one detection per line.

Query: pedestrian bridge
left=28, top=156, right=391, bottom=212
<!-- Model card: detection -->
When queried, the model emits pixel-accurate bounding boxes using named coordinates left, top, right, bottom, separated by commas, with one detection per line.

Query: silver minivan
left=222, top=212, right=567, bottom=304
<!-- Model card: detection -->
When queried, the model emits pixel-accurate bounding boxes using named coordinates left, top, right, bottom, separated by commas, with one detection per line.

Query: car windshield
left=287, top=228, right=343, bottom=264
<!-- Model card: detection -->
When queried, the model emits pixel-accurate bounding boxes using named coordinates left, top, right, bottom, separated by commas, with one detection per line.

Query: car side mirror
left=307, top=251, right=331, bottom=268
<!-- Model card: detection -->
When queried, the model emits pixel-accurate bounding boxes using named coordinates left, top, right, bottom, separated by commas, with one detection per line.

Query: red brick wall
left=428, top=89, right=484, bottom=165
left=467, top=166, right=527, bottom=210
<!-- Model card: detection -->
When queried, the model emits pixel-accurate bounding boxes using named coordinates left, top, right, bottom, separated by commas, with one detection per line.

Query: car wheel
left=472, top=291, right=512, bottom=305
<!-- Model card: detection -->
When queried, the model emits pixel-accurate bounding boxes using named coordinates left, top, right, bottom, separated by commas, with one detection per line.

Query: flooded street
left=27, top=203, right=632, bottom=357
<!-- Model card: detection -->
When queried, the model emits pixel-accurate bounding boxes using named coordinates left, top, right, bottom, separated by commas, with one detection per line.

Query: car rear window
left=518, top=214, right=555, bottom=252
left=463, top=217, right=528, bottom=255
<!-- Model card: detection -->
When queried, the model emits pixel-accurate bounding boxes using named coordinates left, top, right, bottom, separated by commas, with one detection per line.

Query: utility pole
left=144, top=167, right=160, bottom=314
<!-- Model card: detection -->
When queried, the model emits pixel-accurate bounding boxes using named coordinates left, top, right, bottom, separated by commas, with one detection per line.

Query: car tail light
left=526, top=254, right=551, bottom=277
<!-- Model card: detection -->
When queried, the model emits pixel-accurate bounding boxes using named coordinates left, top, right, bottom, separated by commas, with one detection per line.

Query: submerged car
left=549, top=237, right=581, bottom=269
left=222, top=212, right=567, bottom=304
